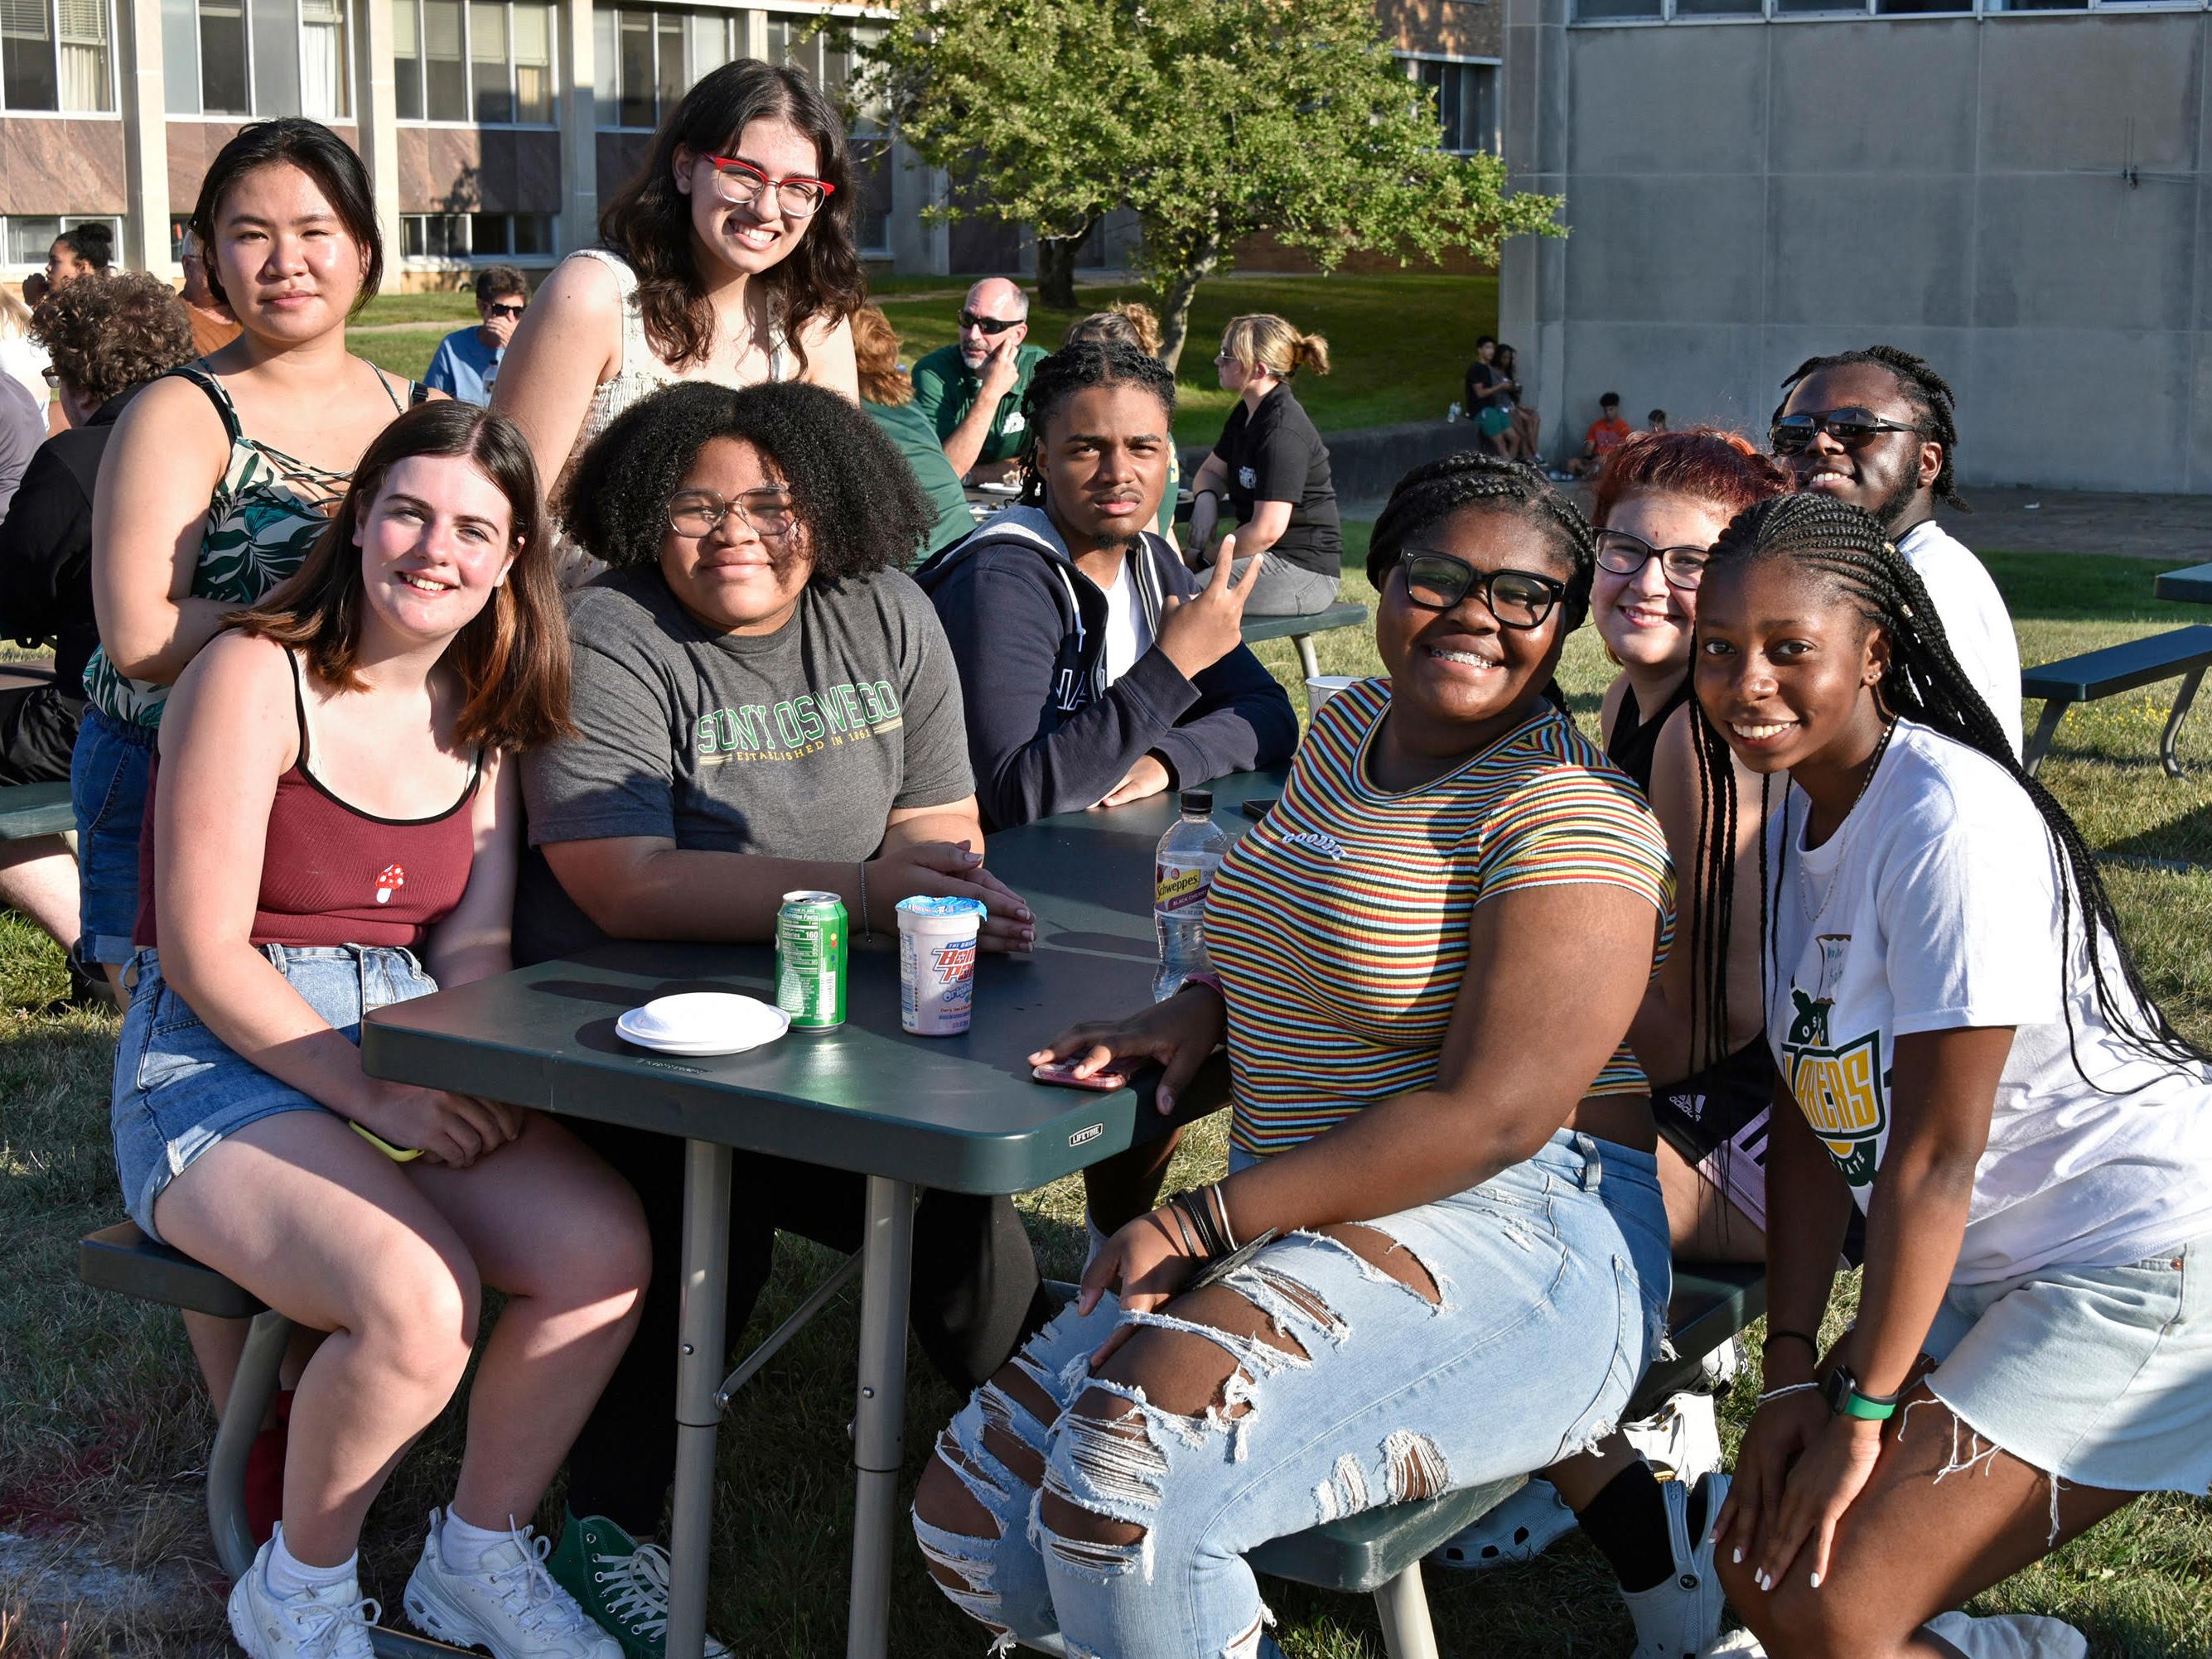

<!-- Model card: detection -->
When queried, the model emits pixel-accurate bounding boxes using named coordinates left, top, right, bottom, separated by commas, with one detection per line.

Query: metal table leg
left=665, top=1138, right=735, bottom=1659
left=1294, top=633, right=1321, bottom=683
left=210, top=1309, right=293, bottom=1582
left=845, top=1176, right=916, bottom=1659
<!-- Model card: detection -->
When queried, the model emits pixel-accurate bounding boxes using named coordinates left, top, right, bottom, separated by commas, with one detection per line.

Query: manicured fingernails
left=1809, top=1572, right=1823, bottom=1589
left=1756, top=1571, right=1771, bottom=1593
left=1731, top=1548, right=1742, bottom=1564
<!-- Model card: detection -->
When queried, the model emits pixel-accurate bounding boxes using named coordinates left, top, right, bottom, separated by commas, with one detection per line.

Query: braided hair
left=1014, top=340, right=1177, bottom=508
left=1688, top=492, right=2207, bottom=1099
left=1775, top=345, right=1968, bottom=513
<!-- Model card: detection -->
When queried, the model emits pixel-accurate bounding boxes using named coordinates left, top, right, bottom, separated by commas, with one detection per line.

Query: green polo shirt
left=909, top=341, right=1050, bottom=465
left=866, top=395, right=976, bottom=566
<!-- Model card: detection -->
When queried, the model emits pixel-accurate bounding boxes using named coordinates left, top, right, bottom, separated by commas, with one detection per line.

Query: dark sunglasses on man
left=485, top=301, right=526, bottom=321
left=1397, top=550, right=1567, bottom=629
left=1770, top=408, right=1925, bottom=456
left=959, top=311, right=1022, bottom=335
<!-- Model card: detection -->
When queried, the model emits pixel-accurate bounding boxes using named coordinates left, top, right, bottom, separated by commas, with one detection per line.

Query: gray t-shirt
left=515, top=564, right=975, bottom=964
left=0, top=372, right=45, bottom=525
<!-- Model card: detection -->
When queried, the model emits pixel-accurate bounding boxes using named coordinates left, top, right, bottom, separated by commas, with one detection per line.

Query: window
left=161, top=0, right=347, bottom=117
left=3, top=215, right=123, bottom=264
left=774, top=17, right=891, bottom=251
left=3, top=0, right=110, bottom=110
left=405, top=210, right=555, bottom=260
left=390, top=2, right=558, bottom=126
left=423, top=0, right=464, bottom=119
left=1571, top=0, right=2128, bottom=17
left=299, top=0, right=346, bottom=115
left=596, top=6, right=747, bottom=130
left=197, top=0, right=245, bottom=110
left=1403, top=57, right=1500, bottom=155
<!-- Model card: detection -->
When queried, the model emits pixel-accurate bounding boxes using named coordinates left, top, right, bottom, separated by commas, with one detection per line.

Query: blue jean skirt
left=111, top=943, right=438, bottom=1243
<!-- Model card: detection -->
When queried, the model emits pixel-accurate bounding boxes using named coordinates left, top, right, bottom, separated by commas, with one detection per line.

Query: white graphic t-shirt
left=1896, top=520, right=2023, bottom=760
left=1765, top=721, right=2212, bottom=1283
left=1101, top=557, right=1153, bottom=688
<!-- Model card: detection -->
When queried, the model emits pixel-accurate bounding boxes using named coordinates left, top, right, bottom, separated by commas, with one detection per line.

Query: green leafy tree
left=854, top=0, right=1565, bottom=369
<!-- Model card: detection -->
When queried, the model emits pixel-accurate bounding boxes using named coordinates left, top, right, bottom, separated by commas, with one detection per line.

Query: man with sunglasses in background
left=423, top=264, right=529, bottom=408
left=1773, top=345, right=2022, bottom=756
left=910, top=277, right=1047, bottom=484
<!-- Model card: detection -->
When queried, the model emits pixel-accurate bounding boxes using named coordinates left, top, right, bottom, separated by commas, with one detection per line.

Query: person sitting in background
left=1065, top=303, right=1181, bottom=544
left=0, top=271, right=196, bottom=974
left=1647, top=408, right=1668, bottom=433
left=1186, top=313, right=1345, bottom=616
left=1771, top=343, right=2022, bottom=759
left=426, top=265, right=529, bottom=407
left=852, top=302, right=972, bottom=566
left=910, top=277, right=1046, bottom=485
left=916, top=340, right=1295, bottom=1258
left=178, top=229, right=243, bottom=358
left=1565, top=391, right=1632, bottom=480
left=515, top=379, right=1039, bottom=1653
left=1496, top=342, right=1541, bottom=461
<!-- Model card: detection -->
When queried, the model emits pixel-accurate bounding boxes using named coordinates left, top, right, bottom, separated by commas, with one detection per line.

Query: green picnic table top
left=0, top=780, right=76, bottom=840
left=360, top=767, right=1286, bottom=1195
left=1239, top=602, right=1368, bottom=645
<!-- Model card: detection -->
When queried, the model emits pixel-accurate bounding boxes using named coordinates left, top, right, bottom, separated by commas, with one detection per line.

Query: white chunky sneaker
left=228, top=1539, right=379, bottom=1659
left=1620, top=1470, right=1728, bottom=1659
left=1622, top=1389, right=1723, bottom=1485
left=402, top=1509, right=622, bottom=1659
left=1426, top=1477, right=1579, bottom=1573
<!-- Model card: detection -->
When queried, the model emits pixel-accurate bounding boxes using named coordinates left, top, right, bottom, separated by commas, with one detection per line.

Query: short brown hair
left=850, top=305, right=910, bottom=406
left=31, top=271, right=196, bottom=408
left=475, top=264, right=528, bottom=307
left=231, top=402, right=574, bottom=750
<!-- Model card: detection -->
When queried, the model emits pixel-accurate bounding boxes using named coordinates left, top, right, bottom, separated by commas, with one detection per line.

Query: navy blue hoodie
left=915, top=506, right=1297, bottom=830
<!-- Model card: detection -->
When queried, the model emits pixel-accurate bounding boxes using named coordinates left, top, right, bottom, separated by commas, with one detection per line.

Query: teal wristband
left=1839, top=1389, right=1896, bottom=1422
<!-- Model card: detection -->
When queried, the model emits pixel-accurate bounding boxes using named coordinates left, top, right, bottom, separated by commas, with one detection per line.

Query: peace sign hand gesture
left=1156, top=534, right=1265, bottom=681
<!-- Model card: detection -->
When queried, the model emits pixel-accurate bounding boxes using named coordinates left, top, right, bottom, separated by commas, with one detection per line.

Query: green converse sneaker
left=546, top=1513, right=730, bottom=1659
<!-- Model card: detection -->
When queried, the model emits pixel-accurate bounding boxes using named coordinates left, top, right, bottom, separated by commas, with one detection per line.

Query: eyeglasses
left=703, top=155, right=835, bottom=219
left=39, top=365, right=57, bottom=385
left=1770, top=409, right=1925, bottom=456
left=485, top=301, right=526, bottom=320
left=958, top=311, right=1022, bottom=335
left=1397, top=551, right=1567, bottom=629
left=666, top=487, right=797, bottom=541
left=1594, top=528, right=1710, bottom=591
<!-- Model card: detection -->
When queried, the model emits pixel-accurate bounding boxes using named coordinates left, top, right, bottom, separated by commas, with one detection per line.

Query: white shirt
left=1101, top=556, right=1153, bottom=687
left=1765, top=721, right=2212, bottom=1283
left=1896, top=519, right=2023, bottom=760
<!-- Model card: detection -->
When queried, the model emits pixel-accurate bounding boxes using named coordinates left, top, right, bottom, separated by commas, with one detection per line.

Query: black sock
left=1573, top=1461, right=1673, bottom=1594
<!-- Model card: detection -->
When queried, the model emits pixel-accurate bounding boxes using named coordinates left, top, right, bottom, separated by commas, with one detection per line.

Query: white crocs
left=1619, top=1470, right=1728, bottom=1659
left=1623, top=1389, right=1724, bottom=1484
left=1426, top=1478, right=1579, bottom=1572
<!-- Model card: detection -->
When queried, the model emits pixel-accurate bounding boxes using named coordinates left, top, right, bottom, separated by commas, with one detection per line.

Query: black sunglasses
left=1770, top=409, right=1925, bottom=456
left=485, top=301, right=526, bottom=319
left=1594, top=528, right=1710, bottom=591
left=958, top=311, right=1021, bottom=335
left=1397, top=551, right=1567, bottom=629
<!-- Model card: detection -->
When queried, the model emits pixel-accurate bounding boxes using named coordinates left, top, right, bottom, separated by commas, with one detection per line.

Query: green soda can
left=775, top=890, right=848, bottom=1030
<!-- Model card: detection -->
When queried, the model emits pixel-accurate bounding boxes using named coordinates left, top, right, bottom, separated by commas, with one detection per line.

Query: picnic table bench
left=1241, top=600, right=1370, bottom=684
left=0, top=779, right=75, bottom=840
left=2021, top=625, right=2212, bottom=779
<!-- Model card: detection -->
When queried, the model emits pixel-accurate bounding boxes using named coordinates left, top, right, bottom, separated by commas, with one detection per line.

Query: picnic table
left=2155, top=562, right=2212, bottom=604
left=360, top=768, right=1284, bottom=1659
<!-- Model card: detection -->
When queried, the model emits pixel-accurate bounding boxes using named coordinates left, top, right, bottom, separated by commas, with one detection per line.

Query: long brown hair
left=230, top=403, right=574, bottom=750
left=598, top=60, right=865, bottom=376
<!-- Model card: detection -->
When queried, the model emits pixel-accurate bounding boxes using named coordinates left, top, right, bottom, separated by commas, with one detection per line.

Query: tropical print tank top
left=82, top=361, right=415, bottom=728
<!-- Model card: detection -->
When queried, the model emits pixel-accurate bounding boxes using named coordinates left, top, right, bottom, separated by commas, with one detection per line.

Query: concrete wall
left=1501, top=7, right=2212, bottom=493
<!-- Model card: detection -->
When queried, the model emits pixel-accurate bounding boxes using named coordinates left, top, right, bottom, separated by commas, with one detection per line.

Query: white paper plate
left=617, top=992, right=790, bottom=1056
left=975, top=480, right=1021, bottom=497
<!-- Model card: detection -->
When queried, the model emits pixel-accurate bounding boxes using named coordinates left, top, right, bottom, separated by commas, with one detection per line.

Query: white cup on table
left=1306, top=675, right=1360, bottom=718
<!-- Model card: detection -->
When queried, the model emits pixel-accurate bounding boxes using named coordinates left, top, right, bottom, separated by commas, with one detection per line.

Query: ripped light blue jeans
left=915, top=1131, right=1671, bottom=1658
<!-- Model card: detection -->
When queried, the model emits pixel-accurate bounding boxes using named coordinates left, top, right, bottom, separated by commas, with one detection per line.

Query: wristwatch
left=1820, top=1360, right=1899, bottom=1422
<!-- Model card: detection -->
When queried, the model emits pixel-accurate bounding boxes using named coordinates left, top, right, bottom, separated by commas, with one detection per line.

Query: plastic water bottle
left=1153, top=789, right=1231, bottom=1001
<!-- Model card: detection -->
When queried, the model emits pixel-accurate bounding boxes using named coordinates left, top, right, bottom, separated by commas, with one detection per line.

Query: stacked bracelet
left=1162, top=1183, right=1238, bottom=1261
left=1760, top=1328, right=1820, bottom=1360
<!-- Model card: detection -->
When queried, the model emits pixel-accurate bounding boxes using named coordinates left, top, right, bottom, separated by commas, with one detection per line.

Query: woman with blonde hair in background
left=1185, top=313, right=1341, bottom=616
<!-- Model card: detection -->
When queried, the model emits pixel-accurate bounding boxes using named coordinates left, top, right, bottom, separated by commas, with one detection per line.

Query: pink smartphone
left=1031, top=1059, right=1133, bottom=1092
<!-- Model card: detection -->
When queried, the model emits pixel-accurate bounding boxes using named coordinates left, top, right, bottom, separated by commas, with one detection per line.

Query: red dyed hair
left=1590, top=428, right=1790, bottom=528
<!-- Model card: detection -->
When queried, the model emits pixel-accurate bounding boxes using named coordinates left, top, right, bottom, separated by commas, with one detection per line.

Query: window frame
left=1397, top=51, right=1503, bottom=156
left=391, top=0, right=560, bottom=128
left=168, top=0, right=355, bottom=120
left=1570, top=0, right=2198, bottom=22
left=0, top=0, right=118, bottom=115
left=399, top=209, right=559, bottom=266
left=1, top=212, right=125, bottom=271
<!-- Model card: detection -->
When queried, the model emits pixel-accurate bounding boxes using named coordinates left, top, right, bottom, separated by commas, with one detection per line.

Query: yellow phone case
left=350, top=1121, right=423, bottom=1162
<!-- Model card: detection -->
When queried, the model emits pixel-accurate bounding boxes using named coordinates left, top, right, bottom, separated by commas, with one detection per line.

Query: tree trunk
left=1154, top=232, right=1222, bottom=376
left=1035, top=220, right=1093, bottom=311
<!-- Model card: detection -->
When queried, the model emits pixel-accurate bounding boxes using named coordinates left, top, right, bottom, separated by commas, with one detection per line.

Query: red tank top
left=136, top=653, right=481, bottom=950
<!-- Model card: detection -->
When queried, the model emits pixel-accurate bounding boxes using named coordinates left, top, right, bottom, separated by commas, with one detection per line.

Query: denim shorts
left=70, top=707, right=157, bottom=967
left=916, top=1131, right=1671, bottom=1657
left=111, top=943, right=438, bottom=1243
left=1919, top=1235, right=2212, bottom=1496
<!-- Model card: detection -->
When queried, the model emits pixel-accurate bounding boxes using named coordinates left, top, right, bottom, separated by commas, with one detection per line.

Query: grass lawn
left=347, top=272, right=1499, bottom=447
left=3, top=547, right=2208, bottom=1654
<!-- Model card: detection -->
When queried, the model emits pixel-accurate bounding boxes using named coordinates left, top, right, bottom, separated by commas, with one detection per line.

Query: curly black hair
left=30, top=269, right=194, bottom=407
left=1014, top=340, right=1177, bottom=506
left=563, top=379, right=933, bottom=585
left=1367, top=451, right=1597, bottom=631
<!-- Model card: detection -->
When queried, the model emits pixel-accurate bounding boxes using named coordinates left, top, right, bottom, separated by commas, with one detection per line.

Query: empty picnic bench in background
left=1242, top=601, right=1370, bottom=686
left=2021, top=620, right=2212, bottom=780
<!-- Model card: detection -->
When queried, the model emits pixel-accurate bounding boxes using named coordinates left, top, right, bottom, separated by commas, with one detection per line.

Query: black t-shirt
left=1464, top=360, right=1506, bottom=412
left=1210, top=385, right=1340, bottom=580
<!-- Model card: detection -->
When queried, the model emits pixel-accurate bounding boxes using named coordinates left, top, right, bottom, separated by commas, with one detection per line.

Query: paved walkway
left=1944, top=488, right=2212, bottom=560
